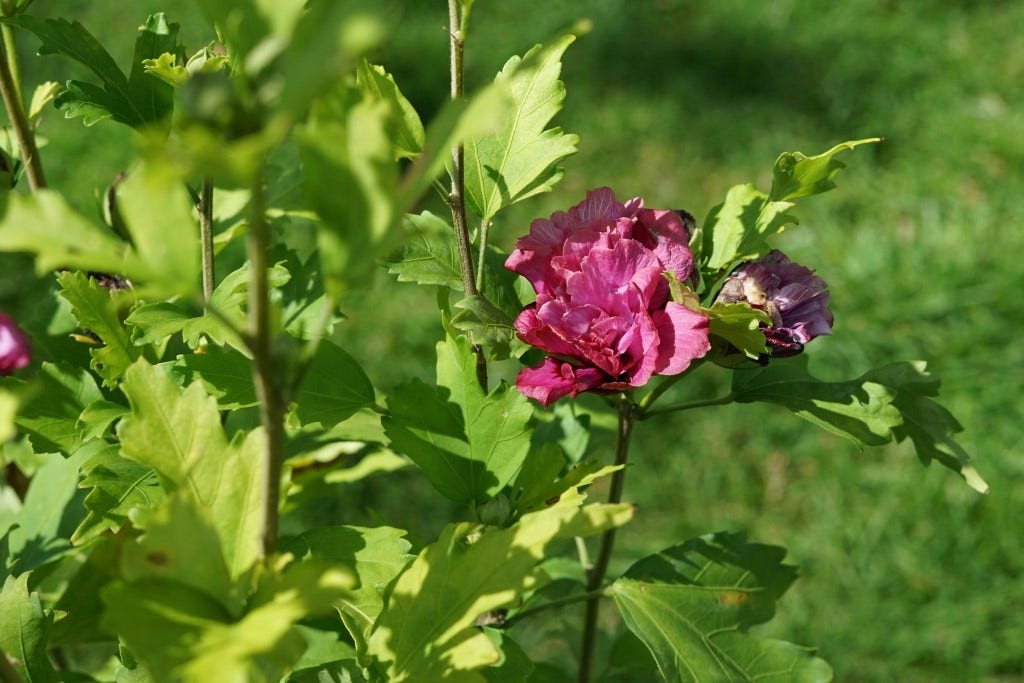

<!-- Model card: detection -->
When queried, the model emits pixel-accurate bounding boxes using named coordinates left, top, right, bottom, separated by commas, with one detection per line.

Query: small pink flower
left=715, top=250, right=833, bottom=357
left=506, top=188, right=710, bottom=405
left=0, top=311, right=31, bottom=375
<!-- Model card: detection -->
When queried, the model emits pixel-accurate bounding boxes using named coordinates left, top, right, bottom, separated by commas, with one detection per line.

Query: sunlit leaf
left=118, top=360, right=265, bottom=578
left=770, top=138, right=881, bottom=201
left=464, top=33, right=579, bottom=221
left=366, top=494, right=632, bottom=680
left=358, top=61, right=425, bottom=159
left=0, top=574, right=59, bottom=682
left=284, top=525, right=412, bottom=655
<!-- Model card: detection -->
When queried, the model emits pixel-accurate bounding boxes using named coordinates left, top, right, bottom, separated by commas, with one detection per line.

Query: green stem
left=199, top=177, right=215, bottom=304
left=506, top=587, right=609, bottom=628
left=1, top=25, right=21, bottom=103
left=578, top=396, right=636, bottom=683
left=0, top=648, right=25, bottom=683
left=0, top=24, right=44, bottom=190
left=639, top=392, right=735, bottom=420
left=447, top=0, right=487, bottom=391
left=246, top=170, right=286, bottom=559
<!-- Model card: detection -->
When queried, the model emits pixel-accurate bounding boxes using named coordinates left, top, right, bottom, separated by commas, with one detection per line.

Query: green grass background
left=6, top=1, right=1023, bottom=681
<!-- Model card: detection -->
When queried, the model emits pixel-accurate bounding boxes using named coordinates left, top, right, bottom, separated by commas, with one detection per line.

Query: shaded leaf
left=387, top=212, right=461, bottom=288
left=732, top=356, right=987, bottom=492
left=72, top=442, right=164, bottom=545
left=383, top=333, right=532, bottom=504
left=611, top=532, right=832, bottom=683
left=4, top=446, right=90, bottom=576
left=293, top=341, right=376, bottom=428
left=0, top=362, right=102, bottom=454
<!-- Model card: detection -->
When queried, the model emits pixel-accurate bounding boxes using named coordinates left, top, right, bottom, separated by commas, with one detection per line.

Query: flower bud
left=716, top=250, right=833, bottom=357
left=0, top=311, right=31, bottom=375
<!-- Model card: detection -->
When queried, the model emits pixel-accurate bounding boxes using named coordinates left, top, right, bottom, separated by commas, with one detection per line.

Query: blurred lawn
left=5, top=1, right=1022, bottom=681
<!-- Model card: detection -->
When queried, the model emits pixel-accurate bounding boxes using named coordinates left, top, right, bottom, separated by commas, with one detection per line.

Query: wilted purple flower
left=505, top=187, right=711, bottom=406
left=716, top=250, right=833, bottom=357
left=0, top=311, right=31, bottom=374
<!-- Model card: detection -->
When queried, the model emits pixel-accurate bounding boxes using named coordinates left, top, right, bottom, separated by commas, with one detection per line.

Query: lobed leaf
left=358, top=61, right=425, bottom=159
left=57, top=271, right=142, bottom=387
left=71, top=442, right=164, bottom=545
left=118, top=360, right=265, bottom=578
left=464, top=33, right=580, bottom=221
left=366, top=495, right=632, bottom=681
left=732, top=356, right=988, bottom=492
left=611, top=532, right=832, bottom=683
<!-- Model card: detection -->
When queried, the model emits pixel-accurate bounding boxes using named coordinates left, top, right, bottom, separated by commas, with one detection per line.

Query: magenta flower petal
left=652, top=302, right=712, bottom=375
left=0, top=311, right=31, bottom=375
left=516, top=358, right=606, bottom=407
left=507, top=188, right=711, bottom=404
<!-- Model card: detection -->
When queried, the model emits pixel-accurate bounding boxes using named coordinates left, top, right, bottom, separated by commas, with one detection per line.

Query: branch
left=0, top=25, right=45, bottom=190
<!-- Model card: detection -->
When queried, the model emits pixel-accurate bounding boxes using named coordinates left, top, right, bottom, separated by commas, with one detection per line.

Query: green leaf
left=611, top=532, right=832, bottom=683
left=293, top=341, right=376, bottom=428
left=770, top=138, right=881, bottom=202
left=863, top=362, right=989, bottom=493
left=388, top=212, right=461, bottom=288
left=464, top=33, right=580, bottom=221
left=277, top=2, right=387, bottom=120
left=1, top=362, right=102, bottom=454
left=6, top=13, right=181, bottom=128
left=298, top=92, right=397, bottom=294
left=699, top=140, right=880, bottom=274
left=0, top=574, right=59, bottom=682
left=732, top=357, right=987, bottom=492
left=393, top=85, right=510, bottom=216
left=0, top=191, right=132, bottom=277
left=4, top=446, right=90, bottom=576
left=174, top=345, right=257, bottom=409
left=121, top=491, right=237, bottom=613
left=142, top=51, right=188, bottom=87
left=358, top=61, right=425, bottom=159
left=366, top=495, right=632, bottom=681
left=57, top=271, right=141, bottom=386
left=706, top=301, right=770, bottom=359
left=116, top=160, right=200, bottom=297
left=118, top=360, right=265, bottom=578
left=284, top=525, right=412, bottom=655
left=451, top=294, right=515, bottom=355
left=383, top=334, right=532, bottom=504
left=72, top=442, right=164, bottom=545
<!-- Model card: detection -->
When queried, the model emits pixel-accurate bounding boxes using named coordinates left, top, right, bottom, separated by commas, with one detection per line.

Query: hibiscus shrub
left=0, top=3, right=986, bottom=682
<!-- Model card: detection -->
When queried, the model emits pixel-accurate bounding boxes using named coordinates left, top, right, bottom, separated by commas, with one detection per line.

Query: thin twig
left=640, top=393, right=735, bottom=420
left=199, top=177, right=216, bottom=304
left=447, top=0, right=488, bottom=391
left=578, top=396, right=636, bottom=683
left=0, top=26, right=45, bottom=190
left=505, top=587, right=609, bottom=628
left=246, top=171, right=286, bottom=558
